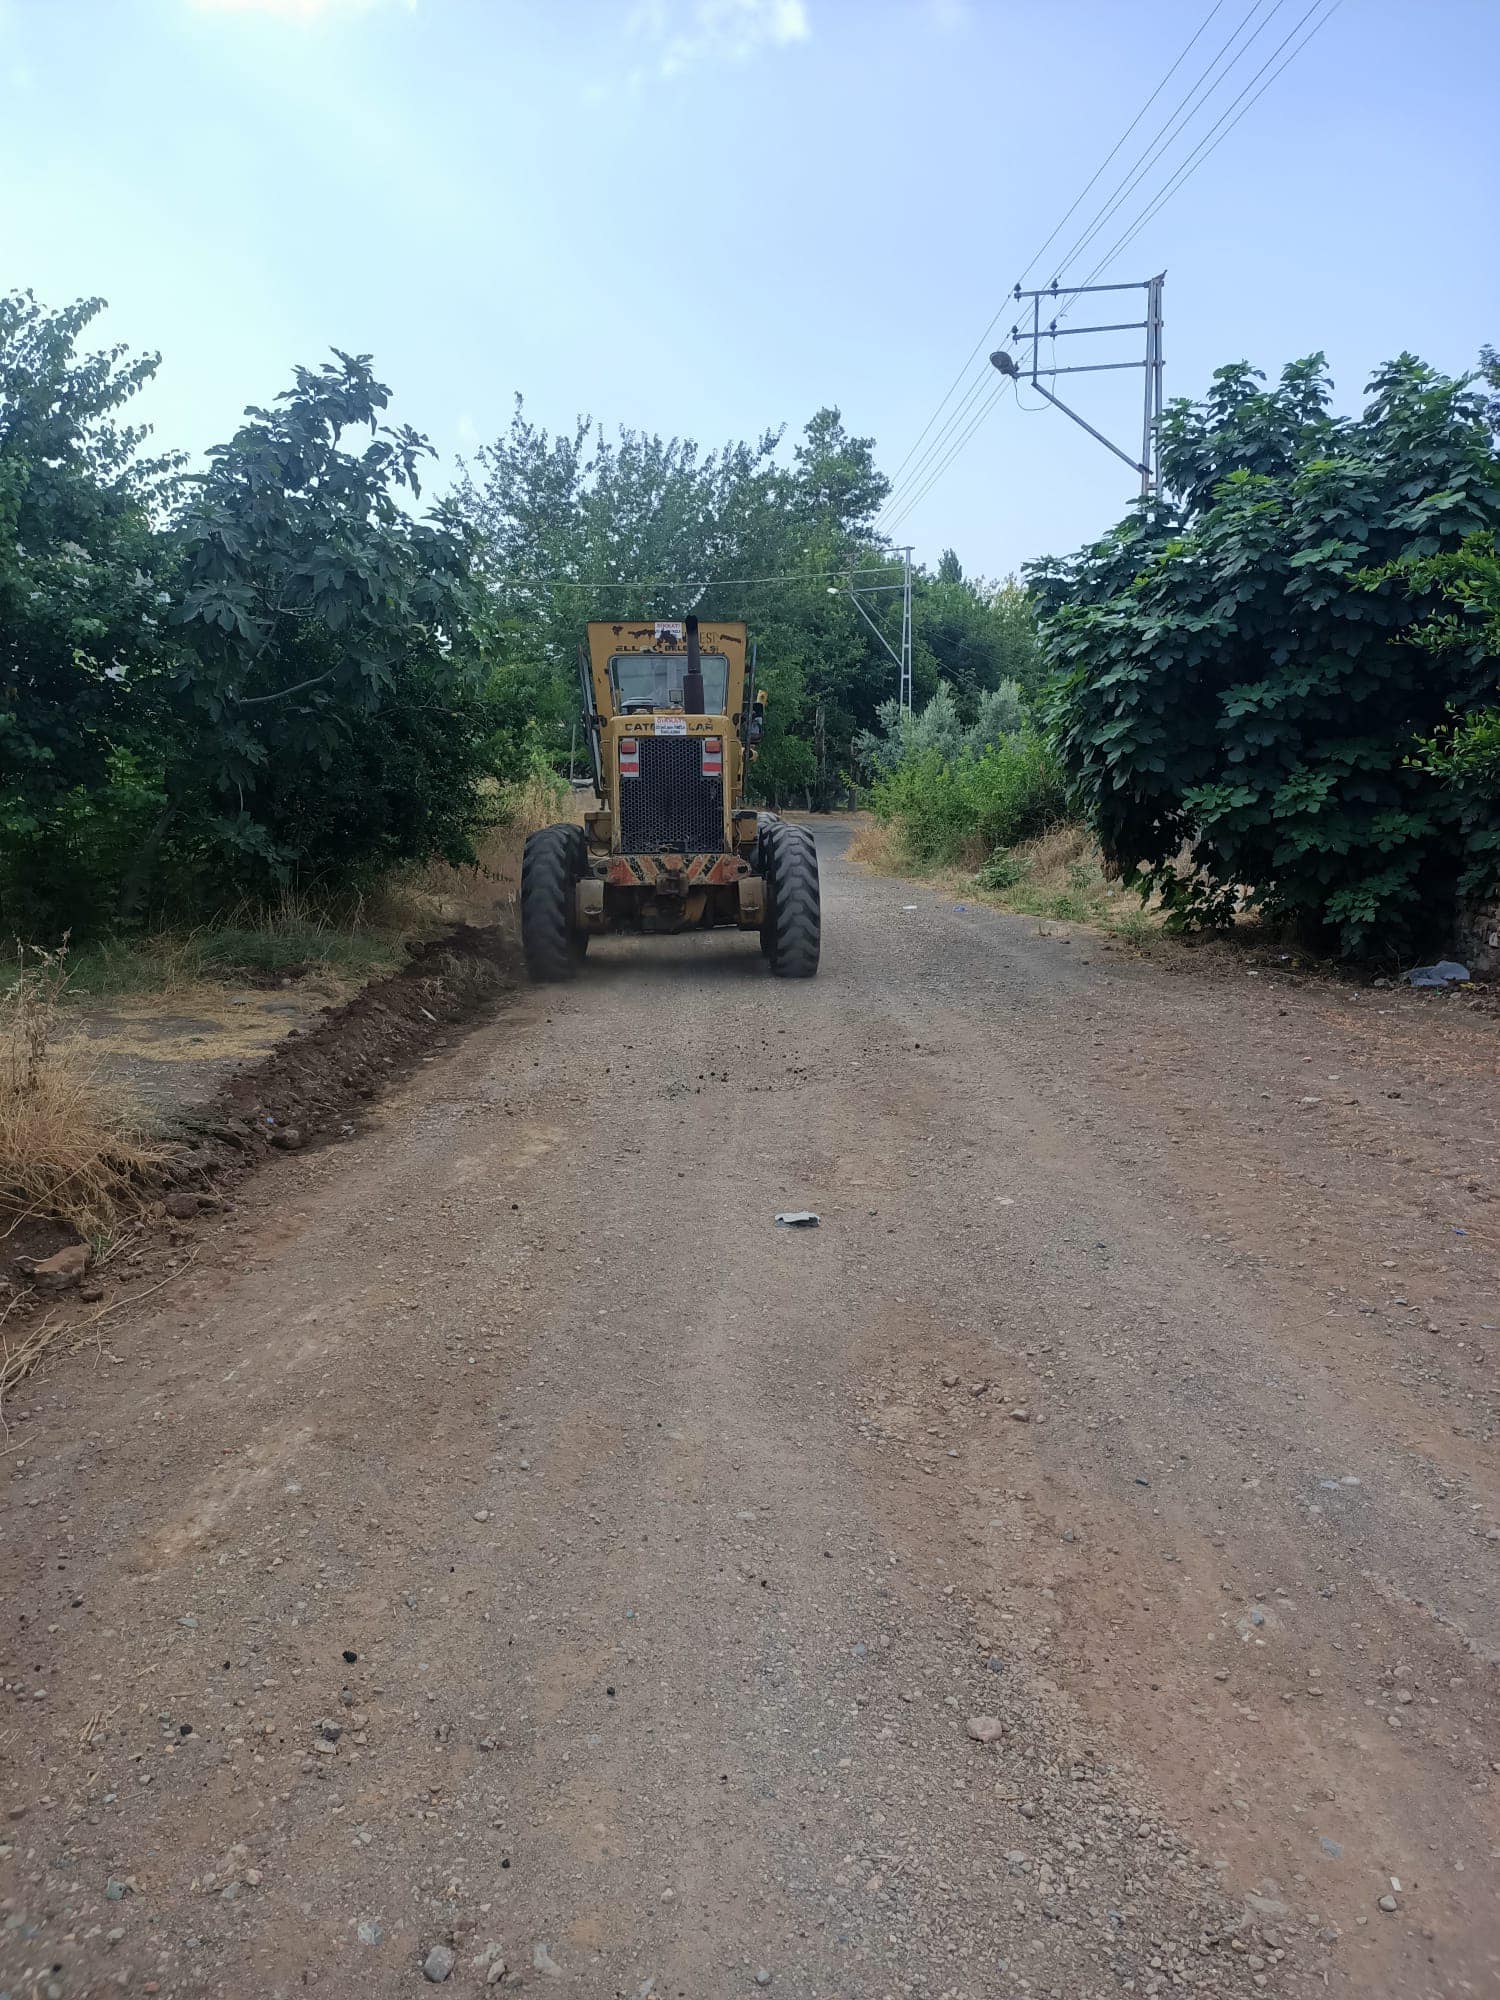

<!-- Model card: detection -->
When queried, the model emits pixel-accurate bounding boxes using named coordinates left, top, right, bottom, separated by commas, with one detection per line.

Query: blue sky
left=3, top=0, right=1497, bottom=579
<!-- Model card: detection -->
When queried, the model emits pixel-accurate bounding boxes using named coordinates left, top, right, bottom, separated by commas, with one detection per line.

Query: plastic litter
left=775, top=1211, right=820, bottom=1228
left=1405, top=960, right=1470, bottom=988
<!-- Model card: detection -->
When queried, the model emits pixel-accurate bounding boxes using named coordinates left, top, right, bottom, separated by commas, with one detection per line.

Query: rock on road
left=3, top=818, right=1497, bottom=1999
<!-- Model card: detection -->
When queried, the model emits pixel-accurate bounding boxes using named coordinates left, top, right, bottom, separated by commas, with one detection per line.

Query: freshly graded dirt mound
left=2, top=926, right=517, bottom=1383
left=185, top=923, right=514, bottom=1171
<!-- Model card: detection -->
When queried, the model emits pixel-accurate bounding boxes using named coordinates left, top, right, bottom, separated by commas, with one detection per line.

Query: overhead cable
left=877, top=0, right=1343, bottom=529
left=873, top=0, right=1237, bottom=530
left=489, top=562, right=904, bottom=594
left=1057, top=0, right=1345, bottom=307
left=882, top=380, right=1015, bottom=537
left=1036, top=0, right=1285, bottom=298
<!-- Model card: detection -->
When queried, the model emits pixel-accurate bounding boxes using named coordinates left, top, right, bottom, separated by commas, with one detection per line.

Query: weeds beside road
left=850, top=814, right=1162, bottom=943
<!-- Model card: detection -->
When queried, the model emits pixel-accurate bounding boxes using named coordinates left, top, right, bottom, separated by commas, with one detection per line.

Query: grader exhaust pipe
left=683, top=614, right=705, bottom=715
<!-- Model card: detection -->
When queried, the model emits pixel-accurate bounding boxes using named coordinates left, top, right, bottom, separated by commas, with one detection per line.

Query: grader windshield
left=610, top=652, right=731, bottom=713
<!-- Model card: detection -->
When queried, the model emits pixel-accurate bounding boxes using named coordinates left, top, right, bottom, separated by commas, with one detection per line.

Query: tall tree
left=170, top=351, right=497, bottom=892
left=1037, top=352, right=1500, bottom=954
left=0, top=292, right=184, bottom=933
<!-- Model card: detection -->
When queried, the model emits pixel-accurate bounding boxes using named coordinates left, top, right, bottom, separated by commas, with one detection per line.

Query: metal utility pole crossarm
left=990, top=274, right=1165, bottom=496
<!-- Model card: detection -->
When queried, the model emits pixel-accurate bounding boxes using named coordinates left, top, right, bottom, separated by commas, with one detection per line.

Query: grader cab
left=520, top=617, right=820, bottom=980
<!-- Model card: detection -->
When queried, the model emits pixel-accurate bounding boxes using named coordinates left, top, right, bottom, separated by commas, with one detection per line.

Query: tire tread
left=762, top=821, right=820, bottom=978
left=521, top=824, right=586, bottom=981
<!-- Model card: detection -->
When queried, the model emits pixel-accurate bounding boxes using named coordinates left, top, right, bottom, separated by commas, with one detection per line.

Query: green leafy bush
left=975, top=849, right=1027, bottom=891
left=483, top=656, right=577, bottom=782
left=169, top=350, right=500, bottom=902
left=871, top=728, right=1066, bottom=865
left=1036, top=353, right=1500, bottom=955
left=1367, top=524, right=1500, bottom=899
left=966, top=732, right=1068, bottom=850
left=3, top=749, right=170, bottom=941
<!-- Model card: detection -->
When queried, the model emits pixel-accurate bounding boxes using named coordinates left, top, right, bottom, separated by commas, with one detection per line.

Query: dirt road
left=4, top=819, right=1497, bottom=2000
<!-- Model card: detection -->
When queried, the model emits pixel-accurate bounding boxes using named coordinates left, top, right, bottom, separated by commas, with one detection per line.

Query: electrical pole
left=1141, top=273, right=1164, bottom=498
left=834, top=547, right=914, bottom=716
left=899, top=543, right=913, bottom=715
left=990, top=274, right=1165, bottom=497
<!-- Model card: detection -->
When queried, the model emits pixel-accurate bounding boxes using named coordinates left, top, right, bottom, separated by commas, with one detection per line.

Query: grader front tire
left=762, top=822, right=821, bottom=979
left=521, top=824, right=588, bottom=982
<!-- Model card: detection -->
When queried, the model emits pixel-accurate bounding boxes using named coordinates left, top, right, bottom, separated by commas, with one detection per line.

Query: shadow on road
left=576, top=934, right=769, bottom=984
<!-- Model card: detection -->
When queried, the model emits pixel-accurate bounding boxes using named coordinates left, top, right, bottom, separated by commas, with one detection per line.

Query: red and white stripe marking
left=701, top=736, right=723, bottom=778
left=619, top=737, right=639, bottom=778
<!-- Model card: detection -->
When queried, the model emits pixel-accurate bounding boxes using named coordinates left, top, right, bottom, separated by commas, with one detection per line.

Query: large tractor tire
left=761, top=821, right=820, bottom=979
left=521, top=824, right=589, bottom=982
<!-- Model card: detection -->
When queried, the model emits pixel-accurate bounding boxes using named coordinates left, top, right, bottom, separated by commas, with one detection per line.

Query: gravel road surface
left=4, top=818, right=1496, bottom=1999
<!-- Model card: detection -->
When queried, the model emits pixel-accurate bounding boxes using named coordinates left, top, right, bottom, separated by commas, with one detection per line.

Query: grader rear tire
left=762, top=821, right=820, bottom=979
left=521, top=824, right=588, bottom=982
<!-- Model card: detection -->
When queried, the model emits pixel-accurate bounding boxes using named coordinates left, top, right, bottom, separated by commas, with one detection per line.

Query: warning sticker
left=654, top=621, right=684, bottom=641
left=655, top=715, right=688, bottom=736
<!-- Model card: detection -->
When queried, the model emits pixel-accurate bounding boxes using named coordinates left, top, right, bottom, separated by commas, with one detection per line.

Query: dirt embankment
left=3, top=781, right=587, bottom=1370
left=2, top=926, right=518, bottom=1401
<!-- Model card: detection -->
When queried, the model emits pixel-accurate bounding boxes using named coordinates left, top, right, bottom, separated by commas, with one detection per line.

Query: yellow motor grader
left=520, top=617, right=820, bottom=980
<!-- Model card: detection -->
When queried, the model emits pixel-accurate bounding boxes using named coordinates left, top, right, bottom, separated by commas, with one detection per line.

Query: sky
left=3, top=0, right=1497, bottom=582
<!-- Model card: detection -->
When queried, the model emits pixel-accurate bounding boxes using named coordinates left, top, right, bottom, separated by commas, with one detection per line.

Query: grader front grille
left=619, top=737, right=725, bottom=855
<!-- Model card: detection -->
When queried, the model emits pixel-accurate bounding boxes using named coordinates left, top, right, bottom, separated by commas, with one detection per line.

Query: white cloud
left=626, top=0, right=810, bottom=81
left=186, top=0, right=413, bottom=19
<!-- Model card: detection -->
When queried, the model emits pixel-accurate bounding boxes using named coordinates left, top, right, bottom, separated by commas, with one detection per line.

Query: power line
left=883, top=380, right=1014, bottom=537
left=1058, top=0, right=1344, bottom=304
left=1035, top=0, right=1284, bottom=299
left=876, top=362, right=1000, bottom=534
left=874, top=0, right=1236, bottom=531
left=881, top=0, right=1311, bottom=528
left=490, top=561, right=904, bottom=594
left=878, top=0, right=1344, bottom=530
left=1005, top=0, right=1232, bottom=297
left=882, top=366, right=996, bottom=509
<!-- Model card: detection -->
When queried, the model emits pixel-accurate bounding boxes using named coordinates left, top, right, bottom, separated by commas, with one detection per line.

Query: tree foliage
left=0, top=293, right=181, bottom=908
left=1035, top=353, right=1500, bottom=955
left=169, top=350, right=496, bottom=895
left=3, top=289, right=1042, bottom=938
left=854, top=681, right=1026, bottom=777
left=916, top=572, right=1043, bottom=707
left=1, top=296, right=499, bottom=937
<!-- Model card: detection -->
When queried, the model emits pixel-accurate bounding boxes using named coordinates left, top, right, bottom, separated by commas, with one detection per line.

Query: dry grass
left=844, top=813, right=893, bottom=872
left=849, top=815, right=1163, bottom=945
left=1015, top=822, right=1094, bottom=877
left=0, top=946, right=162, bottom=1244
left=405, top=772, right=589, bottom=928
